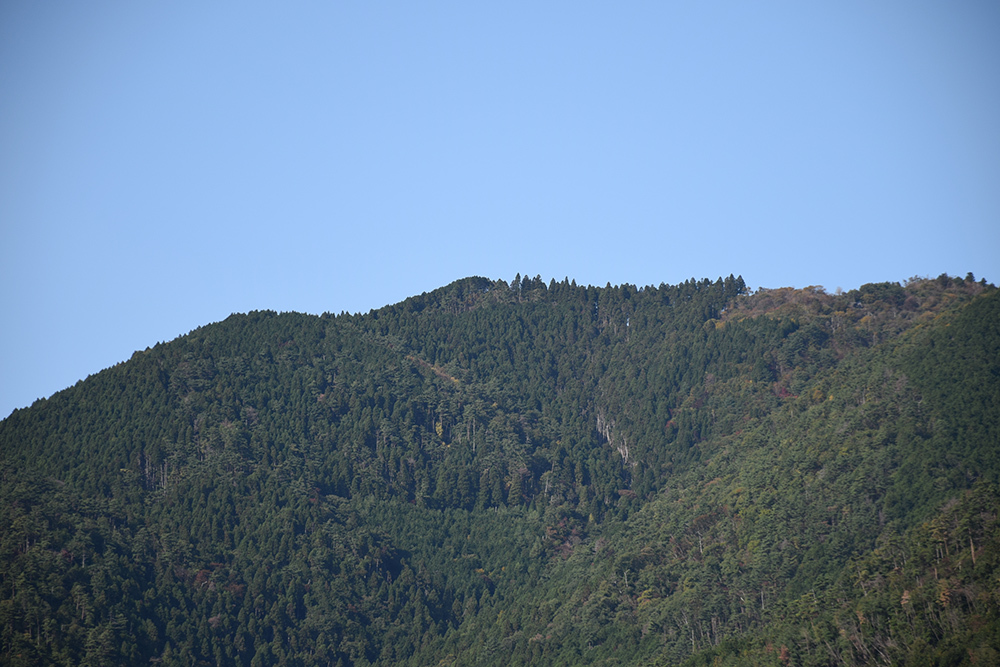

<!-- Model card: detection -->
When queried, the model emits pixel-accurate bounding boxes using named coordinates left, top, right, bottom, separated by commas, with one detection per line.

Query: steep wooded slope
left=1, top=274, right=997, bottom=666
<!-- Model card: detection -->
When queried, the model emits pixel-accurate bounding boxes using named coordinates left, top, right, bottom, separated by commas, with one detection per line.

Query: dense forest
left=1, top=272, right=998, bottom=666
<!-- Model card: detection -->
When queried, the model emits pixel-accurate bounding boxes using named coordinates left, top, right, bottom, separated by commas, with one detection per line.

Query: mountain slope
left=1, top=274, right=997, bottom=666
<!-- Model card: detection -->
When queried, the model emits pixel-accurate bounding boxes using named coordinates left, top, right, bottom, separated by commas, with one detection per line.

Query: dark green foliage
left=1, top=274, right=997, bottom=665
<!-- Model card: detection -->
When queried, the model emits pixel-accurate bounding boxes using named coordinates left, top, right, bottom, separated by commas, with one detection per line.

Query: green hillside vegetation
left=1, top=272, right=997, bottom=666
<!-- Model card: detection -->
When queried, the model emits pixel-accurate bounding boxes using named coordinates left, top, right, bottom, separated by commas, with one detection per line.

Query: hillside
left=1, top=273, right=998, bottom=666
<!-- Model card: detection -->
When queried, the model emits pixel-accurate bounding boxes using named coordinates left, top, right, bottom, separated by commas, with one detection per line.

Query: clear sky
left=2, top=2, right=998, bottom=419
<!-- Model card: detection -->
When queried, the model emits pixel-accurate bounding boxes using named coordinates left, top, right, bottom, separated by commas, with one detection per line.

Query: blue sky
left=2, top=1, right=998, bottom=418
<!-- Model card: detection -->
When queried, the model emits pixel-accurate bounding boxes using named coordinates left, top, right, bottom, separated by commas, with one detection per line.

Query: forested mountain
left=2, top=273, right=998, bottom=666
